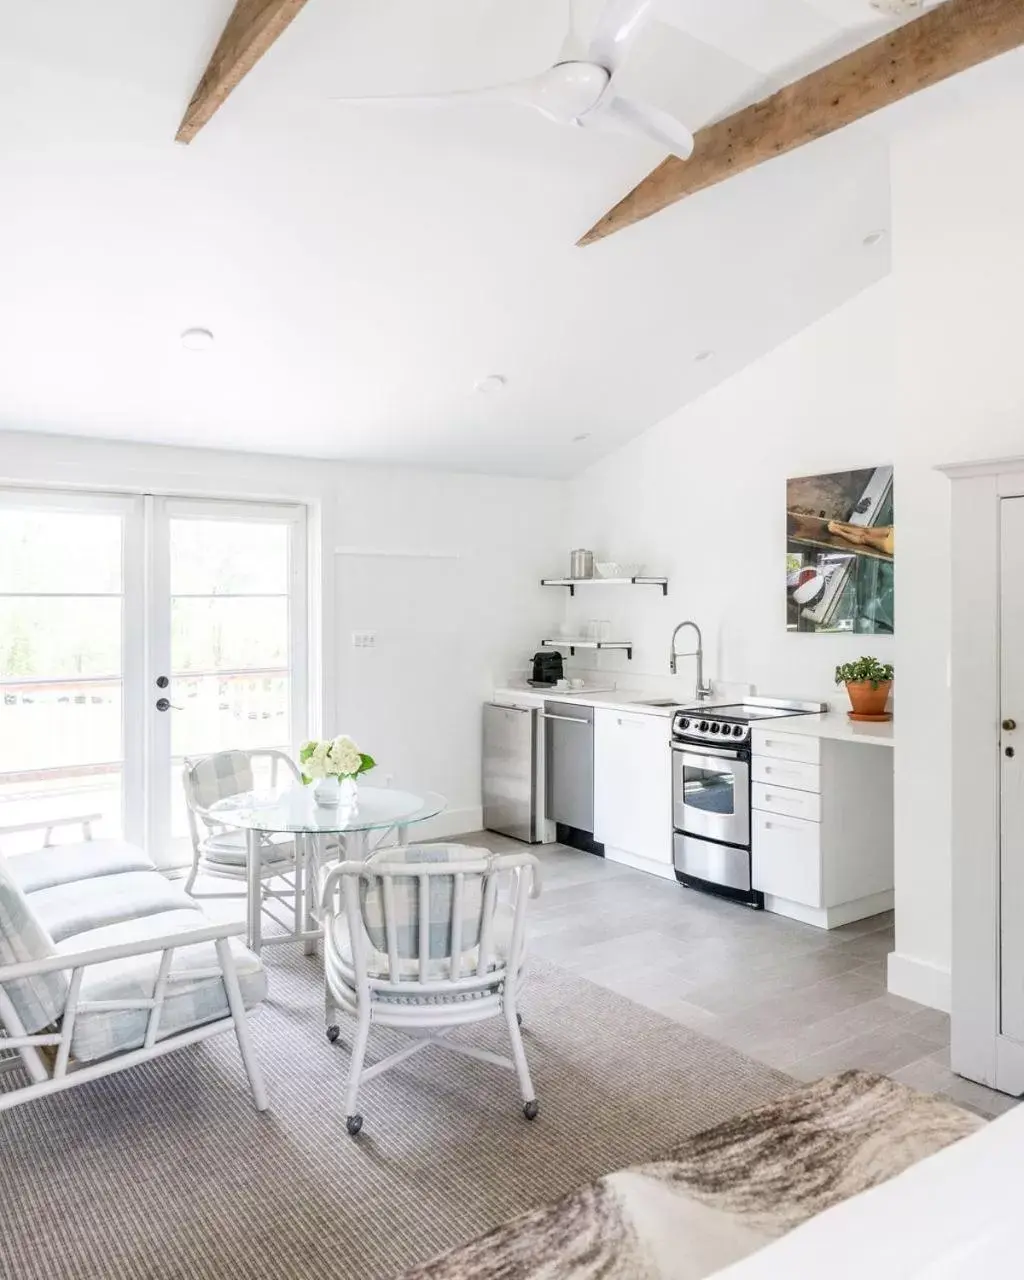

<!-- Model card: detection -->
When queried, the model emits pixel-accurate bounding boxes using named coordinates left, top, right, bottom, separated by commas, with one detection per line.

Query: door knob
left=155, top=698, right=182, bottom=712
left=1004, top=719, right=1017, bottom=731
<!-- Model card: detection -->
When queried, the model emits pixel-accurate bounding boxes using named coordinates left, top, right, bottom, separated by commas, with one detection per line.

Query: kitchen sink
left=632, top=698, right=680, bottom=707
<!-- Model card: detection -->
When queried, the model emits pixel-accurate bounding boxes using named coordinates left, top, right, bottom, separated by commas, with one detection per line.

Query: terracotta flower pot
left=845, top=679, right=892, bottom=717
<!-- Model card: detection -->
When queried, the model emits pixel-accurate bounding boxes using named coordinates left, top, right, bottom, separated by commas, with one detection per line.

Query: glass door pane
left=0, top=496, right=141, bottom=852
left=152, top=501, right=306, bottom=867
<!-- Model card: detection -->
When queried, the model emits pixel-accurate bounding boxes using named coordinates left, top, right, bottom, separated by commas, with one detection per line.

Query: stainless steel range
left=671, top=697, right=825, bottom=908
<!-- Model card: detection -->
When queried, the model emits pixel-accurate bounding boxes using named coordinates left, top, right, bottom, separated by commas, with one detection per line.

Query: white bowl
left=595, top=561, right=642, bottom=579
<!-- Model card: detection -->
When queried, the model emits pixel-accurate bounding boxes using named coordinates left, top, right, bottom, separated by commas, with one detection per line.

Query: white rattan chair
left=320, top=843, right=541, bottom=1136
left=0, top=817, right=267, bottom=1116
left=183, top=749, right=302, bottom=932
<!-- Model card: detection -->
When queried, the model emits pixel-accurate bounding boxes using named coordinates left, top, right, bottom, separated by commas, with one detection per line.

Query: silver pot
left=570, top=549, right=594, bottom=579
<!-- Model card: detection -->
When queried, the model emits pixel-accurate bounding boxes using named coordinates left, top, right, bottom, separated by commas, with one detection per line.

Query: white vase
left=339, top=776, right=359, bottom=808
left=314, top=776, right=341, bottom=807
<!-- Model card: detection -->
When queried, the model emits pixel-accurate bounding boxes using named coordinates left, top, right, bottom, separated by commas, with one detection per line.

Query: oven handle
left=671, top=741, right=748, bottom=762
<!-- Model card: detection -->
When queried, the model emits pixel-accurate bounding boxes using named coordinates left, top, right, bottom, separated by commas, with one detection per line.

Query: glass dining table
left=207, top=785, right=447, bottom=954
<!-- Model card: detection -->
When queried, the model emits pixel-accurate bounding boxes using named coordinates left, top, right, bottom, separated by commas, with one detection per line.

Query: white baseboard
left=603, top=845, right=677, bottom=881
left=888, top=951, right=951, bottom=1013
left=763, top=889, right=894, bottom=930
left=411, top=806, right=484, bottom=843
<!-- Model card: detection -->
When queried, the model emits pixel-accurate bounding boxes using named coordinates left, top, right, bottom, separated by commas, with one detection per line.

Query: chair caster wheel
left=346, top=1114, right=363, bottom=1136
left=523, top=1100, right=539, bottom=1121
left=516, top=1013, right=523, bottom=1027
left=326, top=1025, right=340, bottom=1044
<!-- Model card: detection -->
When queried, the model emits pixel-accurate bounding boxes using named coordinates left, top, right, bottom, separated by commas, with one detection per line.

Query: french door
left=0, top=489, right=308, bottom=867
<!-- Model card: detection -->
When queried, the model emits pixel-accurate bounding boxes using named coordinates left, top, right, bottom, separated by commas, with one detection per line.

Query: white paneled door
left=0, top=490, right=308, bottom=867
left=1000, top=496, right=1024, bottom=1043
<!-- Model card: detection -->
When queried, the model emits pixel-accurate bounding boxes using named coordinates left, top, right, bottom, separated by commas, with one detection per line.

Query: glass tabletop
left=207, top=785, right=447, bottom=834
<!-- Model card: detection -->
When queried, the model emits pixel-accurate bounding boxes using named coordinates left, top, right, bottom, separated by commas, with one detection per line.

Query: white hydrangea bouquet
left=299, top=735, right=375, bottom=806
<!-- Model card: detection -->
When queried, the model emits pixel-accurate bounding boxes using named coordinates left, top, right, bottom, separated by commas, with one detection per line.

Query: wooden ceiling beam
left=578, top=0, right=1024, bottom=246
left=176, top=0, right=312, bottom=144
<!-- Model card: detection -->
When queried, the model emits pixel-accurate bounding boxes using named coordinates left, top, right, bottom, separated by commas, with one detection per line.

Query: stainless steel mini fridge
left=482, top=702, right=549, bottom=843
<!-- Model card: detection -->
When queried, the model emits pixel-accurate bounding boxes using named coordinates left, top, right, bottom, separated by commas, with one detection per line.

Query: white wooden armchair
left=0, top=816, right=268, bottom=1115
left=320, top=843, right=541, bottom=1136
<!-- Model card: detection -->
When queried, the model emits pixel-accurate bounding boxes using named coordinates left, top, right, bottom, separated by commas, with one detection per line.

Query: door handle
left=541, top=713, right=590, bottom=725
left=1004, top=719, right=1017, bottom=731
left=155, top=698, right=182, bottom=712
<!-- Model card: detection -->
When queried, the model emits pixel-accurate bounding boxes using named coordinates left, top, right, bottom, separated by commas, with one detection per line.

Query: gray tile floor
left=464, top=833, right=1017, bottom=1120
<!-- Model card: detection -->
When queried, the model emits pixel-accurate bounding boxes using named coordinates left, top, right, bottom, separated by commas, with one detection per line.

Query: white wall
left=566, top=79, right=1024, bottom=1012
left=330, top=465, right=561, bottom=832
left=0, top=430, right=562, bottom=840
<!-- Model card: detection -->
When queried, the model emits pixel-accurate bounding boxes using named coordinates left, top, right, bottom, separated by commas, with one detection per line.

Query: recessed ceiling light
left=572, top=432, right=591, bottom=443
left=863, top=230, right=887, bottom=247
left=181, top=327, right=214, bottom=351
left=474, top=374, right=507, bottom=393
left=694, top=349, right=715, bottom=363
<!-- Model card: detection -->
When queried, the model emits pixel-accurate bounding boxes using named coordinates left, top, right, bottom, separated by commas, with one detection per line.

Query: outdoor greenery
left=835, top=655, right=894, bottom=688
left=1, top=512, right=289, bottom=681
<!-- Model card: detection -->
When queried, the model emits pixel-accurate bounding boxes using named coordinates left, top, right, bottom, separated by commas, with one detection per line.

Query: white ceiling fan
left=332, top=0, right=695, bottom=160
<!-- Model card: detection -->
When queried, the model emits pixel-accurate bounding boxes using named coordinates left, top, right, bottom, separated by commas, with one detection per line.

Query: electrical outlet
left=351, top=631, right=376, bottom=648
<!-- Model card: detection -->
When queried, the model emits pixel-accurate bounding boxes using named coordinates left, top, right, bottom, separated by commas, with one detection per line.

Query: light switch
left=351, top=631, right=376, bottom=648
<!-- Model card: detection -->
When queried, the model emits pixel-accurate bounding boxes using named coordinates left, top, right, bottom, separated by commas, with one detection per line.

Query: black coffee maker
left=529, top=649, right=564, bottom=687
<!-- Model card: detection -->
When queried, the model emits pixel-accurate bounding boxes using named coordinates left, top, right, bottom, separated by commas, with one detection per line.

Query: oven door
left=672, top=742, right=750, bottom=848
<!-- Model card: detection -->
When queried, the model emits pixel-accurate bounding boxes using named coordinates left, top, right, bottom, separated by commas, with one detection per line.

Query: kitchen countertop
left=492, top=689, right=895, bottom=745
left=491, top=686, right=698, bottom=718
left=763, top=710, right=894, bottom=748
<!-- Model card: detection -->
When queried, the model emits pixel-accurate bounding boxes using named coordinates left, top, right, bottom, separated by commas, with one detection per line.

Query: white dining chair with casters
left=183, top=749, right=302, bottom=930
left=320, top=844, right=541, bottom=1136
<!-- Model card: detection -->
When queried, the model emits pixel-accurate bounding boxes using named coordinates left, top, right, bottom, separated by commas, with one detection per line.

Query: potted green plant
left=835, top=656, right=893, bottom=720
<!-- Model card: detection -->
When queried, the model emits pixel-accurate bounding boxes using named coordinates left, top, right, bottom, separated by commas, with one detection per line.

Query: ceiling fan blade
left=331, top=65, right=609, bottom=126
left=328, top=76, right=543, bottom=110
left=586, top=0, right=655, bottom=75
left=599, top=93, right=694, bottom=160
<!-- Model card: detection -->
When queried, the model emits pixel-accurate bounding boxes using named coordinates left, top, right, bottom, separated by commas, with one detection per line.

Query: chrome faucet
left=670, top=620, right=713, bottom=702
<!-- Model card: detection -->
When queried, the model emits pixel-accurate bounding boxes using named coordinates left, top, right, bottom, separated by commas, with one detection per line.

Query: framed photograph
left=786, top=466, right=893, bottom=634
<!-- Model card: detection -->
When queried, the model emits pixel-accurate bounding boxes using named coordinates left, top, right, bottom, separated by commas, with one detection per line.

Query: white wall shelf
left=540, top=576, right=668, bottom=597
left=542, top=638, right=633, bottom=660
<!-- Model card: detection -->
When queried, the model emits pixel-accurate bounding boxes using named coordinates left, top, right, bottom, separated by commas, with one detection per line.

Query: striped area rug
left=0, top=951, right=793, bottom=1280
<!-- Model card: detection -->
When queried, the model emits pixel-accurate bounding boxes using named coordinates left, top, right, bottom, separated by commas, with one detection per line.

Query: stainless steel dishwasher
left=543, top=701, right=599, bottom=850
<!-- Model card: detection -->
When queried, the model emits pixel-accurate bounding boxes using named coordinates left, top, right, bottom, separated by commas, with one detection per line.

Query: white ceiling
left=0, top=0, right=953, bottom=477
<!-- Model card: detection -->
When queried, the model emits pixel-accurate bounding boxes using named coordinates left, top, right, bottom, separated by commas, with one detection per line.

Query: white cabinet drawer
left=751, top=729, right=820, bottom=765
left=752, top=781, right=821, bottom=823
left=752, top=811, right=822, bottom=907
left=752, top=755, right=821, bottom=794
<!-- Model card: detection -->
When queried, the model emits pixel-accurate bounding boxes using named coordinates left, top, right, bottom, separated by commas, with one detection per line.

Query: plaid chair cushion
left=6, top=840, right=154, bottom=895
left=358, top=844, right=491, bottom=961
left=0, top=860, right=67, bottom=1035
left=187, top=750, right=255, bottom=813
left=27, top=872, right=197, bottom=945
left=58, top=908, right=266, bottom=1063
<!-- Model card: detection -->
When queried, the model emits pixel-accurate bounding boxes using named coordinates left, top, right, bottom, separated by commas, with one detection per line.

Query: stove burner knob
left=679, top=718, right=690, bottom=729
left=733, top=724, right=744, bottom=737
left=709, top=722, right=720, bottom=734
left=698, top=720, right=709, bottom=733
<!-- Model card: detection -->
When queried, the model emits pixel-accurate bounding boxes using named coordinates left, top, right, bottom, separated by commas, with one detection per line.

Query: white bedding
left=715, top=1097, right=1024, bottom=1278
